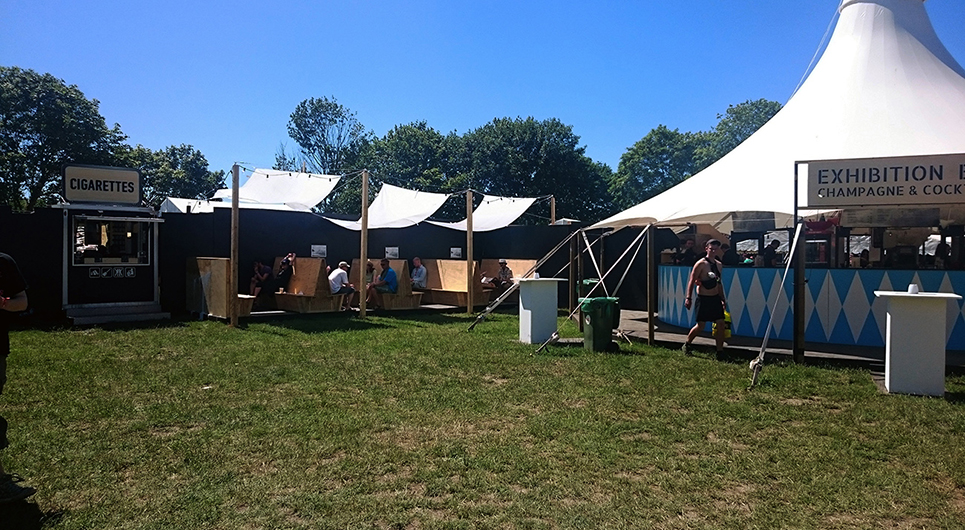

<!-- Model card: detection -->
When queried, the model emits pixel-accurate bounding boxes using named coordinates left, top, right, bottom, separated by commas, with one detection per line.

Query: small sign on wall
left=450, top=247, right=463, bottom=259
left=311, top=245, right=327, bottom=258
left=385, top=247, right=399, bottom=259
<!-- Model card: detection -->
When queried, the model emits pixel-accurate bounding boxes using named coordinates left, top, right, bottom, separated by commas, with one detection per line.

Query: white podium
left=518, top=278, right=565, bottom=344
left=874, top=290, right=961, bottom=396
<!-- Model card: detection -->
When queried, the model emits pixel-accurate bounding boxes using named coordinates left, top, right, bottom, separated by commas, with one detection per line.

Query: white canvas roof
left=159, top=197, right=306, bottom=214
left=212, top=169, right=340, bottom=211
left=428, top=195, right=537, bottom=232
left=325, top=184, right=452, bottom=230
left=593, top=0, right=965, bottom=232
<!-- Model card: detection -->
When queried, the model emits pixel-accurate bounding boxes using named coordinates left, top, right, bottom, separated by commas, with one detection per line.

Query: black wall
left=159, top=209, right=587, bottom=315
left=0, top=206, right=66, bottom=320
left=2, top=204, right=668, bottom=321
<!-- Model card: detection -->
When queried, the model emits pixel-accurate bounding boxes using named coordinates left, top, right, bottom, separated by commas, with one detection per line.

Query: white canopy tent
left=593, top=0, right=965, bottom=232
left=212, top=169, right=341, bottom=211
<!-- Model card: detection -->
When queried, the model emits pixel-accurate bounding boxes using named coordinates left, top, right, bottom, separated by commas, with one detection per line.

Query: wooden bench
left=271, top=257, right=345, bottom=313
left=350, top=259, right=423, bottom=310
left=418, top=259, right=486, bottom=307
left=186, top=257, right=256, bottom=318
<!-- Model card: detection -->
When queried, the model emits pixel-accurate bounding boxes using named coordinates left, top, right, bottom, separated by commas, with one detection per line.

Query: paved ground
left=616, top=309, right=965, bottom=372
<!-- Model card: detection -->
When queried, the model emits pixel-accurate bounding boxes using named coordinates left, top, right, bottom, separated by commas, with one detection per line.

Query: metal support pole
left=647, top=224, right=656, bottom=345
left=229, top=164, right=240, bottom=328
left=568, top=236, right=576, bottom=314
left=360, top=170, right=369, bottom=318
left=793, top=163, right=805, bottom=363
left=577, top=230, right=584, bottom=332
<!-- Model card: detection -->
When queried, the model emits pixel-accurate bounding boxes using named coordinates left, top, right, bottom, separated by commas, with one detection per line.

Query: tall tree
left=116, top=144, right=225, bottom=207
left=0, top=66, right=125, bottom=210
left=609, top=126, right=708, bottom=210
left=463, top=117, right=614, bottom=223
left=284, top=96, right=372, bottom=174
left=609, top=99, right=781, bottom=209
left=696, top=98, right=782, bottom=170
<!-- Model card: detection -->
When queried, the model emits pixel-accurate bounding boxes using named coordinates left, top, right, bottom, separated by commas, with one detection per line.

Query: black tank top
left=700, top=260, right=720, bottom=289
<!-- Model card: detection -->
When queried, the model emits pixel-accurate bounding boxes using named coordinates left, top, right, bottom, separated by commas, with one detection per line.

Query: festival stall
left=55, top=165, right=168, bottom=324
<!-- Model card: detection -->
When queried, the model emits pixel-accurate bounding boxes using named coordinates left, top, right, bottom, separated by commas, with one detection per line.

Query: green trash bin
left=580, top=278, right=600, bottom=297
left=582, top=297, right=619, bottom=352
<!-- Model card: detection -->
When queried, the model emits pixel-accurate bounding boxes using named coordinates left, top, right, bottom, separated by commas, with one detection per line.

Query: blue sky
left=2, top=0, right=964, bottom=178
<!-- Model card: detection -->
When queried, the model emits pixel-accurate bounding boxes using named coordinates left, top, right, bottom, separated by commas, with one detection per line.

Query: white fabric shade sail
left=593, top=0, right=965, bottom=232
left=212, top=169, right=341, bottom=211
left=159, top=197, right=307, bottom=214
left=429, top=195, right=537, bottom=232
left=325, top=184, right=452, bottom=230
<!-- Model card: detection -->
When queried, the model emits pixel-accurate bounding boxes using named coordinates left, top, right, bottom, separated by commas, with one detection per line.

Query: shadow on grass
left=246, top=308, right=477, bottom=335
left=0, top=502, right=62, bottom=530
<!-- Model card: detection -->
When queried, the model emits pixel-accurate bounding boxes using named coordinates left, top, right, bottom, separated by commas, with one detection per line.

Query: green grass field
left=2, top=311, right=964, bottom=529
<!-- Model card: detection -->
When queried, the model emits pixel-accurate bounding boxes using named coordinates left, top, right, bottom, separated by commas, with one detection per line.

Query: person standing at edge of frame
left=0, top=252, right=35, bottom=503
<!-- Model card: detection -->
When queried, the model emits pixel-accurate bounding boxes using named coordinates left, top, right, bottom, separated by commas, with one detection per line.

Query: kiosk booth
left=55, top=165, right=169, bottom=324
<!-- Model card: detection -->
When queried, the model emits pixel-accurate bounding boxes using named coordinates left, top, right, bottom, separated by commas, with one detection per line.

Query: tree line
left=0, top=66, right=780, bottom=222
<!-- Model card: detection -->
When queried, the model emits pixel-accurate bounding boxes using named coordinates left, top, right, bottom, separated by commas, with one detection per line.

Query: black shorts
left=694, top=294, right=725, bottom=323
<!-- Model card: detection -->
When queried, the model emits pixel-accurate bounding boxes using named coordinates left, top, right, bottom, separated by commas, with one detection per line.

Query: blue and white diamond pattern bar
left=658, top=266, right=965, bottom=349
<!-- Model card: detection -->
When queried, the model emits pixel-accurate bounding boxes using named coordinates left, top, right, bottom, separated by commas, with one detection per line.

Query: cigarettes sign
left=64, top=165, right=142, bottom=205
left=806, top=153, right=965, bottom=208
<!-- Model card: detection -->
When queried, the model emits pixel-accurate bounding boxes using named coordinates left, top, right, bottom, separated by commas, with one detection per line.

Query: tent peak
left=840, top=0, right=924, bottom=12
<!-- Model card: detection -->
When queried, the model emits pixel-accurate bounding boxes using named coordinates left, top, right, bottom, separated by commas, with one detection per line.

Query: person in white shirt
left=328, top=261, right=355, bottom=310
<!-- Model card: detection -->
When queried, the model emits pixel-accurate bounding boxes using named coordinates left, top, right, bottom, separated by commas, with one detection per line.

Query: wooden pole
left=466, top=190, right=474, bottom=314
left=647, top=224, right=656, bottom=345
left=550, top=196, right=556, bottom=225
left=229, top=164, right=240, bottom=328
left=360, top=170, right=369, bottom=318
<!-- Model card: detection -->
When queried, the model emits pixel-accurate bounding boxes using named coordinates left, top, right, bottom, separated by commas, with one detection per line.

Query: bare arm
left=1, top=290, right=27, bottom=312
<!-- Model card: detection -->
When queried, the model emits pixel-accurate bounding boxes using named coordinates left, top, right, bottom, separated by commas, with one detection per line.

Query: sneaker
left=681, top=343, right=692, bottom=356
left=0, top=474, right=36, bottom=503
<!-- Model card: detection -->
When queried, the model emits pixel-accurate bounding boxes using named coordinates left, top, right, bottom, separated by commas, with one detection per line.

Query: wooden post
left=229, top=164, right=240, bottom=328
left=360, top=170, right=369, bottom=318
left=550, top=196, right=556, bottom=225
left=466, top=190, right=474, bottom=314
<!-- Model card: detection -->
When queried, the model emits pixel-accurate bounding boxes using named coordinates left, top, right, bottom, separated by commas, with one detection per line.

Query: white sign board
left=310, top=245, right=327, bottom=258
left=806, top=153, right=965, bottom=208
left=450, top=247, right=463, bottom=259
left=385, top=247, right=399, bottom=259
left=64, top=165, right=142, bottom=205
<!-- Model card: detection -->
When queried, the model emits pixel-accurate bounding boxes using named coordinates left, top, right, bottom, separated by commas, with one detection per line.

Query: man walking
left=681, top=240, right=727, bottom=358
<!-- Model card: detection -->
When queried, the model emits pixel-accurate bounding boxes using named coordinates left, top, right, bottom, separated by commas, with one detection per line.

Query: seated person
left=328, top=261, right=355, bottom=310
left=674, top=239, right=697, bottom=266
left=249, top=259, right=273, bottom=296
left=410, top=257, right=427, bottom=291
left=270, top=253, right=296, bottom=293
left=366, top=258, right=397, bottom=310
left=494, top=259, right=514, bottom=294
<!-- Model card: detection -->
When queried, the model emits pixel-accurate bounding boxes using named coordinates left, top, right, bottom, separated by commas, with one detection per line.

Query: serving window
left=73, top=217, right=152, bottom=266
